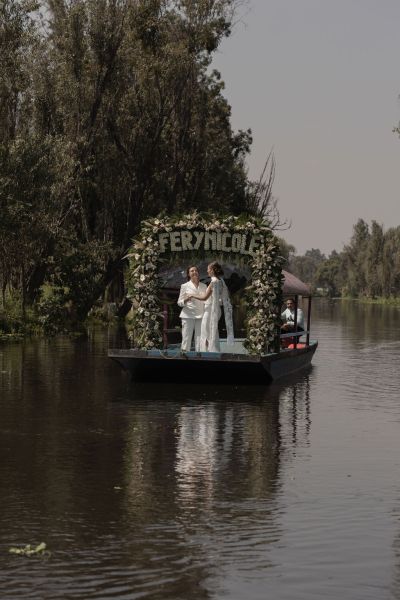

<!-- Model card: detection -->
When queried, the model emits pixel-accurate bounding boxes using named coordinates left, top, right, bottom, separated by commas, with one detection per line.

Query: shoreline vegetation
left=1, top=295, right=399, bottom=344
left=341, top=296, right=400, bottom=306
left=287, top=219, right=400, bottom=303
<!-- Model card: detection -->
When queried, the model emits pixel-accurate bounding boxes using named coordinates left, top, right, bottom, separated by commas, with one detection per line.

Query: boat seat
left=287, top=343, right=307, bottom=349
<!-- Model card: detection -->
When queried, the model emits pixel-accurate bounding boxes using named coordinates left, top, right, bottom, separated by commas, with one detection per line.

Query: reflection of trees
left=0, top=333, right=131, bottom=537
left=314, top=297, right=400, bottom=347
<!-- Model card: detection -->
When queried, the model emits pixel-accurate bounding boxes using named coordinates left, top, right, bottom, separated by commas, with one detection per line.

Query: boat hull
left=108, top=342, right=318, bottom=383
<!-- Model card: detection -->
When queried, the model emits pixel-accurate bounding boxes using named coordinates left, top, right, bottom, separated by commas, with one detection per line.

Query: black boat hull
left=108, top=342, right=318, bottom=383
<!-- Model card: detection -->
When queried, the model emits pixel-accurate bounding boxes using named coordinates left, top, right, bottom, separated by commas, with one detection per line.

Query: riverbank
left=0, top=332, right=25, bottom=342
left=0, top=294, right=123, bottom=342
left=337, top=296, right=400, bottom=307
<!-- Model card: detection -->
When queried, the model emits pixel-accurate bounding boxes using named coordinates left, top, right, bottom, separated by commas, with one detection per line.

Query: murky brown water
left=1, top=299, right=400, bottom=600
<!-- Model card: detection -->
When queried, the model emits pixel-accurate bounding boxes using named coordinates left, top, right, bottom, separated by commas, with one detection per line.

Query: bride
left=186, top=261, right=234, bottom=352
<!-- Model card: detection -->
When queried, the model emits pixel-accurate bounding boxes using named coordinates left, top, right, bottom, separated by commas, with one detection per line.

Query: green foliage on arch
left=126, top=213, right=284, bottom=355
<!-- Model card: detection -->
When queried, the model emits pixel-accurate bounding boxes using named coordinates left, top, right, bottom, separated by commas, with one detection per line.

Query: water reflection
left=114, top=378, right=312, bottom=596
left=315, top=298, right=400, bottom=347
left=121, top=379, right=312, bottom=506
left=313, top=299, right=400, bottom=415
left=0, top=302, right=400, bottom=600
left=5, top=304, right=400, bottom=599
left=0, top=331, right=315, bottom=598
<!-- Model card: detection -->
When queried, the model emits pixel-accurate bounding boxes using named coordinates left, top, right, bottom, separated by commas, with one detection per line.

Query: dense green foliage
left=289, top=219, right=400, bottom=300
left=0, top=0, right=277, bottom=332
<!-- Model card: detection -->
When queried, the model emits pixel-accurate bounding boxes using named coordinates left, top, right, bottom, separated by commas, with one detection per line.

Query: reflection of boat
left=109, top=270, right=317, bottom=383
left=121, top=375, right=311, bottom=526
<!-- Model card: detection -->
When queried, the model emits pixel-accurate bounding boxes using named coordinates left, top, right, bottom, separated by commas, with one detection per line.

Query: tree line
left=1, top=0, right=277, bottom=333
left=287, top=219, right=400, bottom=300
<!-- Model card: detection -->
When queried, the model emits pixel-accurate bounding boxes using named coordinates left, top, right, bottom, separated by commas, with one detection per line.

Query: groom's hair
left=186, top=265, right=198, bottom=280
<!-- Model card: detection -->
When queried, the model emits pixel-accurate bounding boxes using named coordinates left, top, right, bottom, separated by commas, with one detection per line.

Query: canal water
left=1, top=299, right=400, bottom=600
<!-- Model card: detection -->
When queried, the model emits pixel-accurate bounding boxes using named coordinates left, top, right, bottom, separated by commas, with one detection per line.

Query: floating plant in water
left=9, top=542, right=50, bottom=557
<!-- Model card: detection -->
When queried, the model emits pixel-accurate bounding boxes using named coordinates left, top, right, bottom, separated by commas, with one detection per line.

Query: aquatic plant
left=9, top=542, right=49, bottom=557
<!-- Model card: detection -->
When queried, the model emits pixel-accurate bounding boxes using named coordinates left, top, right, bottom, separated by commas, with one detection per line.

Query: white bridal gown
left=200, top=276, right=234, bottom=352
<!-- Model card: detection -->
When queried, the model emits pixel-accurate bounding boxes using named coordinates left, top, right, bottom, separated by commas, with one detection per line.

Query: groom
left=177, top=265, right=207, bottom=352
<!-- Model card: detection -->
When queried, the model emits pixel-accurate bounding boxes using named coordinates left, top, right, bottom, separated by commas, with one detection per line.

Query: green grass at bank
left=339, top=295, right=400, bottom=306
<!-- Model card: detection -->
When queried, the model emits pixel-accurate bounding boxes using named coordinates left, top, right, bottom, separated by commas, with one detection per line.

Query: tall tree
left=315, top=250, right=342, bottom=297
left=341, top=219, right=370, bottom=296
left=2, top=0, right=262, bottom=323
left=365, top=221, right=384, bottom=297
left=289, top=248, right=326, bottom=288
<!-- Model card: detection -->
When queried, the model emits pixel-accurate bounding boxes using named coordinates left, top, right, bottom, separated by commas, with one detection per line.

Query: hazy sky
left=212, top=0, right=400, bottom=255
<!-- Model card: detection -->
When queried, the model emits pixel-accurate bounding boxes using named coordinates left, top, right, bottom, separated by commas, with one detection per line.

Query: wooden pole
left=306, top=296, right=312, bottom=346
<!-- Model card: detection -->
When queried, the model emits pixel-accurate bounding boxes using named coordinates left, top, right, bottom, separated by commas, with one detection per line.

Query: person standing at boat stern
left=281, top=298, right=305, bottom=332
left=177, top=266, right=207, bottom=352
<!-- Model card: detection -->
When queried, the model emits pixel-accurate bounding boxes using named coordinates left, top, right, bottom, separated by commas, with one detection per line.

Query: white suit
left=281, top=307, right=305, bottom=329
left=177, top=280, right=207, bottom=351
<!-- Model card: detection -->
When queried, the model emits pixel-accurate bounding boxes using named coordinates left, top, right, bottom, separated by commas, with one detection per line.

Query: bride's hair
left=209, top=261, right=224, bottom=277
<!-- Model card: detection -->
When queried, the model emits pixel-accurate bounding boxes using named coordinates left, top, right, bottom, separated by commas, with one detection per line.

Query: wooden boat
left=109, top=269, right=317, bottom=383
left=108, top=340, right=317, bottom=383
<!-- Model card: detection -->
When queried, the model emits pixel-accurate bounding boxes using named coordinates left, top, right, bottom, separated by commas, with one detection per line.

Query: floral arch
left=126, top=213, right=284, bottom=355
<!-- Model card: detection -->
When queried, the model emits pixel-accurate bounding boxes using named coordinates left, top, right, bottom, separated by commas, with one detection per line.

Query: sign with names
left=158, top=230, right=264, bottom=256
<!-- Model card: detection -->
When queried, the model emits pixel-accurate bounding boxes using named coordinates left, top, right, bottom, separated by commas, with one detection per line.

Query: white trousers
left=181, top=318, right=202, bottom=352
